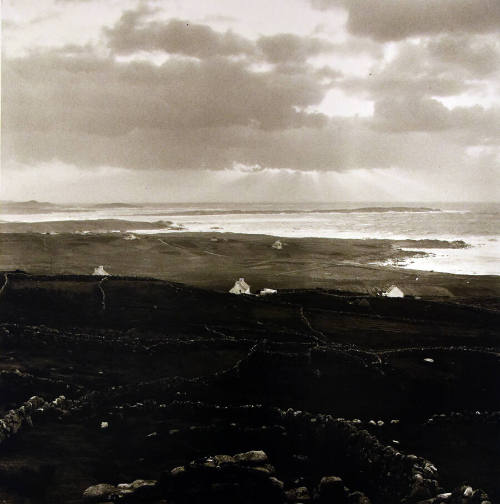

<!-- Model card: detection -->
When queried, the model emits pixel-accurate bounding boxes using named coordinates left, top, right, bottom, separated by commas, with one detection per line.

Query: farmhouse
left=229, top=278, right=251, bottom=295
left=93, top=266, right=110, bottom=276
left=384, top=285, right=404, bottom=298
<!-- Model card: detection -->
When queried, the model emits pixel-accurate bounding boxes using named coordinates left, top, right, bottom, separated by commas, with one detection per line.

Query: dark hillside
left=0, top=274, right=499, bottom=503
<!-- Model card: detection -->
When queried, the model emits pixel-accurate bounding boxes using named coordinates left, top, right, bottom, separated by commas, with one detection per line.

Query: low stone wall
left=0, top=395, right=493, bottom=503
left=80, top=444, right=492, bottom=504
left=70, top=400, right=492, bottom=503
left=425, top=410, right=500, bottom=426
left=0, top=395, right=73, bottom=445
left=0, top=368, right=84, bottom=402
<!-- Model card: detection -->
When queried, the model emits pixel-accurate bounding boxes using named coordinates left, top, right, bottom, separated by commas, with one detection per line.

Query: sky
left=2, top=0, right=499, bottom=203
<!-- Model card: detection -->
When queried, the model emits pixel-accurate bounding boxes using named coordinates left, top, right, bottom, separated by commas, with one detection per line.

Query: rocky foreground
left=0, top=273, right=499, bottom=503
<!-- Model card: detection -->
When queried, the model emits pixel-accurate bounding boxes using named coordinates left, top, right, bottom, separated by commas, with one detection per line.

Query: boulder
left=268, top=477, right=285, bottom=490
left=126, top=479, right=159, bottom=499
left=82, top=483, right=117, bottom=502
left=463, top=486, right=473, bottom=497
left=319, top=476, right=347, bottom=503
left=407, top=481, right=434, bottom=502
left=213, top=454, right=236, bottom=466
left=246, top=465, right=273, bottom=476
left=347, top=491, right=372, bottom=504
left=234, top=450, right=268, bottom=465
left=170, top=466, right=186, bottom=477
left=162, top=451, right=285, bottom=504
left=285, top=486, right=311, bottom=502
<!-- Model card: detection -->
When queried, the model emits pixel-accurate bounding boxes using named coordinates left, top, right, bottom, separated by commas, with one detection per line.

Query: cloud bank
left=2, top=0, right=499, bottom=201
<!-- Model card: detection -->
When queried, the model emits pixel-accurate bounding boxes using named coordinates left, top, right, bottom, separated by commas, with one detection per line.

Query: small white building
left=384, top=285, right=404, bottom=298
left=272, top=240, right=283, bottom=250
left=259, top=288, right=277, bottom=296
left=229, top=278, right=251, bottom=295
left=93, top=265, right=111, bottom=276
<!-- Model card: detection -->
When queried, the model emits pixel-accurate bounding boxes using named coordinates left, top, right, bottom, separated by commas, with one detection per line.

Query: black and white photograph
left=1, top=0, right=499, bottom=502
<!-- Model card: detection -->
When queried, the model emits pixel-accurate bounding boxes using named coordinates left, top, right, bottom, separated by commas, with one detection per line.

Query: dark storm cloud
left=341, top=74, right=468, bottom=101
left=311, top=0, right=500, bottom=41
left=3, top=125, right=344, bottom=172
left=4, top=39, right=497, bottom=174
left=340, top=37, right=500, bottom=140
left=372, top=96, right=500, bottom=143
left=339, top=37, right=499, bottom=101
left=4, top=51, right=327, bottom=134
left=315, top=66, right=343, bottom=80
left=106, top=7, right=254, bottom=58
left=257, top=33, right=333, bottom=63
left=3, top=3, right=498, bottom=178
left=107, top=7, right=336, bottom=67
left=2, top=49, right=333, bottom=170
left=312, top=26, right=384, bottom=59
left=427, top=34, right=500, bottom=77
left=373, top=97, right=452, bottom=132
left=3, top=117, right=462, bottom=173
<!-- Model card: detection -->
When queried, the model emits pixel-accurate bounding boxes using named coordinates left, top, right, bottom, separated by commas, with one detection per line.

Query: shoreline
left=1, top=217, right=497, bottom=278
left=0, top=218, right=497, bottom=278
left=375, top=242, right=499, bottom=276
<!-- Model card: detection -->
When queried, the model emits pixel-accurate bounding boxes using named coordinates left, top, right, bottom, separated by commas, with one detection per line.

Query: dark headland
left=0, top=230, right=499, bottom=504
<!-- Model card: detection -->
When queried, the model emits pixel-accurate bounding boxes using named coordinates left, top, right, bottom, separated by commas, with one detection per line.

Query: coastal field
left=1, top=229, right=497, bottom=302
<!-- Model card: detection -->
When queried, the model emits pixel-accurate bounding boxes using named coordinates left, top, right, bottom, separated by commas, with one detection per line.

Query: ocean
left=1, top=201, right=499, bottom=276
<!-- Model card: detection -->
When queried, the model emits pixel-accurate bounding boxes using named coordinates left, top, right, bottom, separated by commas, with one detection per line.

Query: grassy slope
left=0, top=232, right=498, bottom=299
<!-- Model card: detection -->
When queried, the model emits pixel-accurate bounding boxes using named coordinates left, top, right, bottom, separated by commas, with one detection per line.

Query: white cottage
left=272, top=240, right=283, bottom=250
left=259, top=288, right=277, bottom=296
left=93, top=265, right=111, bottom=276
left=384, top=285, right=404, bottom=298
left=229, top=278, right=251, bottom=295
